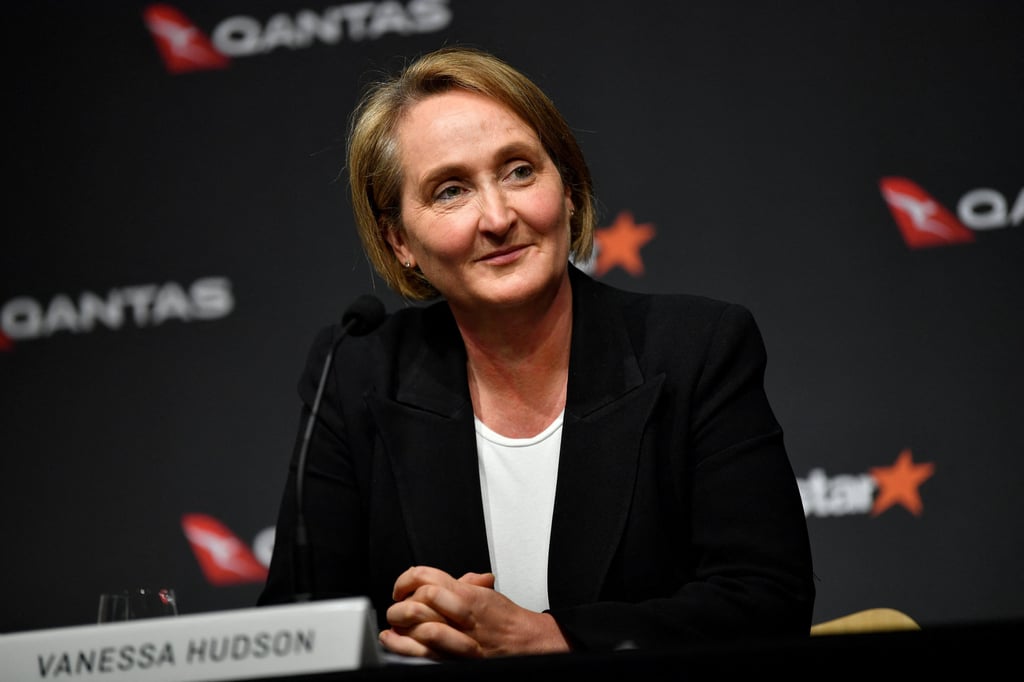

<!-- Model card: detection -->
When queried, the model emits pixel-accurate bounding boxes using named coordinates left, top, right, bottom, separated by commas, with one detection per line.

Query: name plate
left=0, top=597, right=382, bottom=681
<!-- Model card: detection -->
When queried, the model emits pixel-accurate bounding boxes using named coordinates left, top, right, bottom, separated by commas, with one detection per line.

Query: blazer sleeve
left=549, top=303, right=815, bottom=650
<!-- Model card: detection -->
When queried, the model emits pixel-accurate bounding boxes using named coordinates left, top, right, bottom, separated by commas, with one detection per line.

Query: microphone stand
left=292, top=295, right=385, bottom=602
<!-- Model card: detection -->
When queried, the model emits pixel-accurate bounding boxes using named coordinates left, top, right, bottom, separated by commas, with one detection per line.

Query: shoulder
left=571, top=264, right=756, bottom=336
left=568, top=266, right=769, bottom=382
left=372, top=298, right=458, bottom=348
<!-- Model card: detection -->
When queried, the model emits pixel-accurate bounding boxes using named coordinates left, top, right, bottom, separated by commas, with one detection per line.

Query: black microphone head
left=341, top=294, right=386, bottom=336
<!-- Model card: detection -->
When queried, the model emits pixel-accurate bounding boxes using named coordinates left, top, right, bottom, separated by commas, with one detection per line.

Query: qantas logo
left=181, top=514, right=270, bottom=586
left=142, top=1, right=453, bottom=74
left=799, top=448, right=936, bottom=518
left=880, top=177, right=1022, bottom=249
left=143, top=5, right=230, bottom=74
left=880, top=177, right=975, bottom=248
left=0, top=276, right=234, bottom=351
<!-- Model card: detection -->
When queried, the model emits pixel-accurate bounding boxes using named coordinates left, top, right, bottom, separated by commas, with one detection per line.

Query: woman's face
left=387, top=89, right=573, bottom=313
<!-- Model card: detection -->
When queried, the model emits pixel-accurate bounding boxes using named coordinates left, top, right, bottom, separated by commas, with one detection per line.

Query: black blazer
left=259, top=265, right=815, bottom=652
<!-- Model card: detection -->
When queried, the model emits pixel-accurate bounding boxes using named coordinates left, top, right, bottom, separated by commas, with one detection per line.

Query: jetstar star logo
left=869, top=448, right=936, bottom=517
left=592, top=210, right=656, bottom=277
left=799, top=448, right=936, bottom=518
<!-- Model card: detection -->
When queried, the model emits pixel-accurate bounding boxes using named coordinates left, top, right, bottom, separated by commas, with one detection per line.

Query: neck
left=454, top=274, right=572, bottom=438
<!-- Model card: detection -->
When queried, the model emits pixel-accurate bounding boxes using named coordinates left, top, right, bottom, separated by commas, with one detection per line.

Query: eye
left=509, top=164, right=534, bottom=181
left=434, top=184, right=465, bottom=202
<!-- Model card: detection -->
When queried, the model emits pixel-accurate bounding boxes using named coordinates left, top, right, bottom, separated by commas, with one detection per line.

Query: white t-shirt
left=475, top=411, right=564, bottom=612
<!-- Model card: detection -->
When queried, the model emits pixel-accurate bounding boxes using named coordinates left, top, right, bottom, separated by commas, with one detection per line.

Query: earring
left=403, top=261, right=411, bottom=268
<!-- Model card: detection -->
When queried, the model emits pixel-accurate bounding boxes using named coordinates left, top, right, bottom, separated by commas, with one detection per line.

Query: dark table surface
left=251, top=618, right=1024, bottom=681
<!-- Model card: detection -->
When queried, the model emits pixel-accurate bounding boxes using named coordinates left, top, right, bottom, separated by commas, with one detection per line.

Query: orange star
left=869, top=449, right=935, bottom=517
left=594, top=211, right=656, bottom=276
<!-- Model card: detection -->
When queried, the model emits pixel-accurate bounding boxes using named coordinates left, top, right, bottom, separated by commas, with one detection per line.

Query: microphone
left=293, top=294, right=386, bottom=602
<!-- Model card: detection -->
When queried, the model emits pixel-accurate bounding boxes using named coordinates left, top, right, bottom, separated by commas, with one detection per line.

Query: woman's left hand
left=379, top=565, right=569, bottom=659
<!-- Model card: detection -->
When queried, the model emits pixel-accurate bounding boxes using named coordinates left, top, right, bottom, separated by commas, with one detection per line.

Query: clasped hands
left=378, top=565, right=570, bottom=659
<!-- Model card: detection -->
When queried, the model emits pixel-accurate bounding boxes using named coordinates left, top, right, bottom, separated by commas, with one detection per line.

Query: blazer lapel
left=366, top=305, right=492, bottom=575
left=547, top=268, right=665, bottom=607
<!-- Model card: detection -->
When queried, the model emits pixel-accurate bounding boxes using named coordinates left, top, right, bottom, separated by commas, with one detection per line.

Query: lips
left=478, top=245, right=528, bottom=264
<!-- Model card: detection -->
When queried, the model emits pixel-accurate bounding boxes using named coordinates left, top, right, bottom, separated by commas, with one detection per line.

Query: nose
left=475, top=186, right=515, bottom=237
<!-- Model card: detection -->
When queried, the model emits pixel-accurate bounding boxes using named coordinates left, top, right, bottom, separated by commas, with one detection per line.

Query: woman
left=259, top=45, right=815, bottom=659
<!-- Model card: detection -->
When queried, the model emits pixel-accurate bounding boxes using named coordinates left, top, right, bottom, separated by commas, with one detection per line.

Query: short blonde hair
left=346, top=46, right=596, bottom=300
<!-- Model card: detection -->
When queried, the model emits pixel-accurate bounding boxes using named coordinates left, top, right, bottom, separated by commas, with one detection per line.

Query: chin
left=486, top=267, right=564, bottom=306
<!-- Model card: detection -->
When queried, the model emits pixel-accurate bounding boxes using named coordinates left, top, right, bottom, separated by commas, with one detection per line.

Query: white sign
left=0, top=597, right=382, bottom=681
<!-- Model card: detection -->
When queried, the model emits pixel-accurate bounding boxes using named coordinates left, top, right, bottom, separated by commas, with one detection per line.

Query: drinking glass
left=96, top=592, right=129, bottom=623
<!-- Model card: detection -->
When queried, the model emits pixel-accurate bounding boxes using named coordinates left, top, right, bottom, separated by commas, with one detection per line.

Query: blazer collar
left=564, top=263, right=644, bottom=415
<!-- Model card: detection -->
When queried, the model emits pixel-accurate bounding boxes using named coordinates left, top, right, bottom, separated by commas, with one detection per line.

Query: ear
left=383, top=220, right=414, bottom=268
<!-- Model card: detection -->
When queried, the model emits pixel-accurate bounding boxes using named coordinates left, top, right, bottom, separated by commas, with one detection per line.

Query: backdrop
left=4, top=0, right=1022, bottom=634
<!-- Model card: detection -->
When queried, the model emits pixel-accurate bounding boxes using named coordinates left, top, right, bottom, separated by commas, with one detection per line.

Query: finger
left=378, top=628, right=439, bottom=659
left=387, top=622, right=484, bottom=659
left=385, top=595, right=446, bottom=629
left=391, top=565, right=456, bottom=601
left=458, top=571, right=495, bottom=588
left=404, top=580, right=488, bottom=630
left=390, top=579, right=478, bottom=630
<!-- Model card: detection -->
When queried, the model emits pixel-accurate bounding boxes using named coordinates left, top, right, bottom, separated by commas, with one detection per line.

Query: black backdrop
left=4, top=0, right=1022, bottom=634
